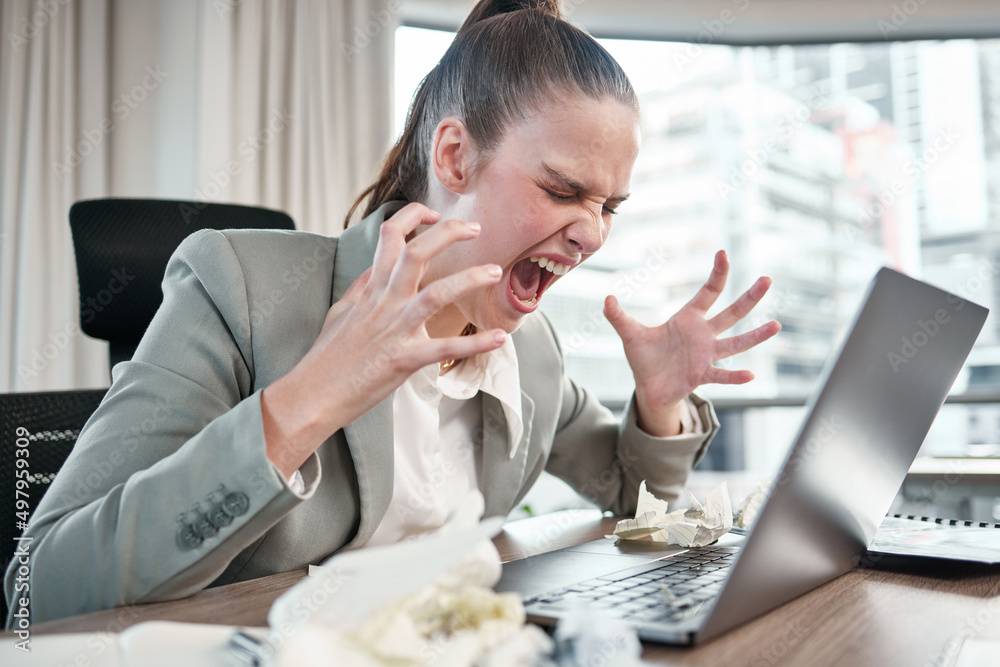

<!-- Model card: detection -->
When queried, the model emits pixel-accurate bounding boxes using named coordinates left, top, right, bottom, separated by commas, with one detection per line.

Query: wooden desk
left=28, top=510, right=1000, bottom=666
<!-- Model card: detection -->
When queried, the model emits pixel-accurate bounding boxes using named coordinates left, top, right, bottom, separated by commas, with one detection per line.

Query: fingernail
left=467, top=221, right=480, bottom=232
left=487, top=264, right=502, bottom=277
left=493, top=331, right=506, bottom=344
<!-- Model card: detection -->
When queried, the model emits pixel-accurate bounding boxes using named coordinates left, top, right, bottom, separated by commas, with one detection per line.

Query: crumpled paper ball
left=735, top=481, right=772, bottom=530
left=612, top=481, right=733, bottom=547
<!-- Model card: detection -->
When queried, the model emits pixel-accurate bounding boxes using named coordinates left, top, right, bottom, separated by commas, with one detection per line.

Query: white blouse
left=365, top=336, right=525, bottom=546
left=287, top=337, right=707, bottom=542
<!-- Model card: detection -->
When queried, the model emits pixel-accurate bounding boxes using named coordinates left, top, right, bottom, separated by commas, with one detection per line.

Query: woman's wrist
left=261, top=369, right=339, bottom=479
left=634, top=390, right=685, bottom=438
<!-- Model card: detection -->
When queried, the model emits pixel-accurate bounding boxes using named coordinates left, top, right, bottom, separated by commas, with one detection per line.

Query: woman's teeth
left=529, top=256, right=571, bottom=276
left=513, top=256, right=569, bottom=306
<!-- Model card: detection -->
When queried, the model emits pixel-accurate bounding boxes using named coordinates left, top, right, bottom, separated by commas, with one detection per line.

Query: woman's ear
left=432, top=117, right=472, bottom=194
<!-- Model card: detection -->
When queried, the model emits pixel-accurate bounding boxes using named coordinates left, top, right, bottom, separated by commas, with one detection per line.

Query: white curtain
left=0, top=0, right=112, bottom=394
left=194, top=0, right=395, bottom=232
left=0, top=0, right=396, bottom=392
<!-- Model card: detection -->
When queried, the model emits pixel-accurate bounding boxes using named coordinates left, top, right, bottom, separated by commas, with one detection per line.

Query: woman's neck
left=425, top=306, right=470, bottom=339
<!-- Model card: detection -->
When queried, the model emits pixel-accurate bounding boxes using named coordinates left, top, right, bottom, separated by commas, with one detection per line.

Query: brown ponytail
left=345, top=0, right=638, bottom=226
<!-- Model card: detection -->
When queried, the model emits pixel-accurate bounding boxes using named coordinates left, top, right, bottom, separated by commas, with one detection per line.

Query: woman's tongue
left=511, top=257, right=541, bottom=302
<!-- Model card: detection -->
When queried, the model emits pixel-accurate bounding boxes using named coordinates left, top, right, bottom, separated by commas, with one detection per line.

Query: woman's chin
left=470, top=309, right=527, bottom=336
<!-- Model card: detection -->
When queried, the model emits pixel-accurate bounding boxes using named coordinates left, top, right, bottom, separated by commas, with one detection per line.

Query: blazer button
left=194, top=513, right=218, bottom=539
left=176, top=524, right=202, bottom=550
left=223, top=491, right=250, bottom=517
left=209, top=503, right=233, bottom=528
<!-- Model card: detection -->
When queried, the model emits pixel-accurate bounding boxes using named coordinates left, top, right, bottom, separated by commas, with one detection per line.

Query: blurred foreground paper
left=613, top=481, right=733, bottom=547
left=267, top=490, right=546, bottom=666
left=268, top=515, right=505, bottom=632
left=735, top=481, right=772, bottom=530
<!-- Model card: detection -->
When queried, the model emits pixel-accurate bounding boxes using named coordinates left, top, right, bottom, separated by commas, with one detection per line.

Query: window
left=395, top=27, right=1000, bottom=471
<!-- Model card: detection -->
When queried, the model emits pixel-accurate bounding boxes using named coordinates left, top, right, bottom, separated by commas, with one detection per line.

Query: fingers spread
left=343, top=266, right=373, bottom=302
left=705, top=365, right=754, bottom=385
left=369, top=203, right=441, bottom=290
left=404, top=264, right=502, bottom=324
left=709, top=276, right=772, bottom=333
left=687, top=250, right=729, bottom=313
left=715, top=320, right=782, bottom=360
left=603, top=295, right=642, bottom=341
left=324, top=266, right=373, bottom=327
left=388, top=218, right=481, bottom=298
left=416, top=329, right=507, bottom=368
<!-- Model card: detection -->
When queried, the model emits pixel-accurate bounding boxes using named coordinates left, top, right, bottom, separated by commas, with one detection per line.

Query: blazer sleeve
left=4, top=230, right=321, bottom=627
left=540, top=316, right=720, bottom=515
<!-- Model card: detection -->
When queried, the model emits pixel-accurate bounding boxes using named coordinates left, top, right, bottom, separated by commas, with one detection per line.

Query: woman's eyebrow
left=541, top=163, right=630, bottom=203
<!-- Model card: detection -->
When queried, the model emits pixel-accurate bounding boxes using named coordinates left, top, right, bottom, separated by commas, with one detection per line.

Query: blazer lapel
left=331, top=201, right=406, bottom=303
left=482, top=391, right=534, bottom=517
left=332, top=202, right=406, bottom=549
left=340, top=399, right=394, bottom=549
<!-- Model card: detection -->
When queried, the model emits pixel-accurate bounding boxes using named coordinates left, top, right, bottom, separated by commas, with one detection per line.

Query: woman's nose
left=564, top=206, right=607, bottom=255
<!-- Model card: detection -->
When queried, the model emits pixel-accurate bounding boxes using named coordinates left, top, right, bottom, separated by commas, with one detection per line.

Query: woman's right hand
left=261, top=203, right=506, bottom=478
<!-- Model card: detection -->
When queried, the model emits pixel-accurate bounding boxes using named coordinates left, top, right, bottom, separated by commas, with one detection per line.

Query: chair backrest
left=69, top=198, right=296, bottom=370
left=0, top=389, right=108, bottom=620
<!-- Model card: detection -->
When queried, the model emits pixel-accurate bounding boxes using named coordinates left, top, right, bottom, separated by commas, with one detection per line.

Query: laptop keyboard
left=523, top=545, right=740, bottom=624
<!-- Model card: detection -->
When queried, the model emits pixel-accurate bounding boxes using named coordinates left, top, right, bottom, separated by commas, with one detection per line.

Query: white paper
left=269, top=514, right=505, bottom=633
left=613, top=481, right=733, bottom=547
left=118, top=621, right=235, bottom=667
left=735, top=481, right=772, bottom=530
left=267, top=490, right=543, bottom=666
left=0, top=633, right=121, bottom=667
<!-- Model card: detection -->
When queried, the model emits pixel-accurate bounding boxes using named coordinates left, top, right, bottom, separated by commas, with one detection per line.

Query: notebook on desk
left=496, top=267, right=990, bottom=645
left=865, top=514, right=1000, bottom=565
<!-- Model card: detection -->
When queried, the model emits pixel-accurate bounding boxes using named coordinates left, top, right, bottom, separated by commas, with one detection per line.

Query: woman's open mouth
left=507, top=255, right=573, bottom=313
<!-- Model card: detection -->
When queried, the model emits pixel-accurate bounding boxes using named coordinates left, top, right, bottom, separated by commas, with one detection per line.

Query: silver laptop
left=496, top=267, right=988, bottom=644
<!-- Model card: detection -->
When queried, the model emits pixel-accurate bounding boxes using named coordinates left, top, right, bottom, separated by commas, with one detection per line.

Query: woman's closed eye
left=545, top=188, right=619, bottom=215
left=545, top=188, right=575, bottom=202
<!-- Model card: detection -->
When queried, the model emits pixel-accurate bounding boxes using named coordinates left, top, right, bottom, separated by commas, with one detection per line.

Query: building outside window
left=395, top=28, right=1000, bottom=512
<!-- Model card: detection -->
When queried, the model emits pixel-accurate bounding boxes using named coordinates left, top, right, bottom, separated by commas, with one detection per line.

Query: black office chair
left=70, top=198, right=296, bottom=371
left=0, top=388, right=109, bottom=620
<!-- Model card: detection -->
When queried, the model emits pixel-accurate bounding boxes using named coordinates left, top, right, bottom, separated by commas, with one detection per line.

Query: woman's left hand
left=603, top=250, right=781, bottom=437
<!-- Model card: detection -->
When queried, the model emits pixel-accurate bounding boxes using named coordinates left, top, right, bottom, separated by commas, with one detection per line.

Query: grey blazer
left=5, top=202, right=718, bottom=626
